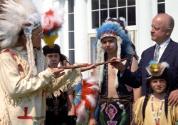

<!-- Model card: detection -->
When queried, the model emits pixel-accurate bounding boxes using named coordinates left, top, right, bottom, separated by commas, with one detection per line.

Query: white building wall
left=166, top=0, right=178, bottom=42
left=74, top=0, right=90, bottom=77
left=62, top=0, right=69, bottom=56
left=135, top=0, right=156, bottom=59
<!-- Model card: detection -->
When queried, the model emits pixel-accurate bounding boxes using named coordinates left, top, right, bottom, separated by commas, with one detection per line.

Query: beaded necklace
left=150, top=95, right=164, bottom=125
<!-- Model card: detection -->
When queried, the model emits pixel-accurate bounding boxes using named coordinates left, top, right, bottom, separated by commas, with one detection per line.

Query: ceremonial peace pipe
left=58, top=58, right=127, bottom=69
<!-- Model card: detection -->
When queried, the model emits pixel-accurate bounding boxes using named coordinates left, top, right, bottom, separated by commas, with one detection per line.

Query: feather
left=75, top=78, right=99, bottom=123
left=96, top=19, right=134, bottom=57
left=0, top=0, right=40, bottom=49
left=41, top=8, right=63, bottom=35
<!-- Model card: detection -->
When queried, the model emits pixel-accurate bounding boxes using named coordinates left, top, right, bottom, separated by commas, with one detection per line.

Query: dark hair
left=59, top=53, right=69, bottom=66
left=43, top=44, right=61, bottom=56
left=43, top=44, right=69, bottom=65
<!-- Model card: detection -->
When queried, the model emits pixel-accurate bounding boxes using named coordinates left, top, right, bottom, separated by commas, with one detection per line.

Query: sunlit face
left=150, top=78, right=167, bottom=94
left=101, top=37, right=117, bottom=54
left=32, top=26, right=43, bottom=48
left=17, top=26, right=43, bottom=49
left=151, top=16, right=171, bottom=44
left=46, top=53, right=60, bottom=68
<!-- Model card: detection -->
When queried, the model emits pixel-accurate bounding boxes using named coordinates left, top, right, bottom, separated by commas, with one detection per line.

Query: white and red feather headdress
left=0, top=0, right=41, bottom=77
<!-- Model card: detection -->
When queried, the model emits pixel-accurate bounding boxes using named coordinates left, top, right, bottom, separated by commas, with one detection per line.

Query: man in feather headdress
left=95, top=18, right=141, bottom=125
left=0, top=0, right=81, bottom=125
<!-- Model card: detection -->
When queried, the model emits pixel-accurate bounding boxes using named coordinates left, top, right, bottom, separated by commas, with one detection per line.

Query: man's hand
left=110, top=57, right=126, bottom=71
left=88, top=117, right=97, bottom=125
left=50, top=68, right=65, bottom=78
left=168, top=89, right=178, bottom=106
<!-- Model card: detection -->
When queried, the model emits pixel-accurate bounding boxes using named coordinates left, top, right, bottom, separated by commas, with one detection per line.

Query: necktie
left=154, top=45, right=160, bottom=62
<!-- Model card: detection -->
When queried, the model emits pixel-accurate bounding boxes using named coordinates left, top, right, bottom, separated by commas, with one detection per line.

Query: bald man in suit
left=115, top=13, right=178, bottom=105
left=140, top=13, right=178, bottom=104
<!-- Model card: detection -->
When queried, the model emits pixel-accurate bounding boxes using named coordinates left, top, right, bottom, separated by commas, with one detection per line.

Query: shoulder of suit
left=169, top=40, right=178, bottom=48
left=142, top=45, right=155, bottom=54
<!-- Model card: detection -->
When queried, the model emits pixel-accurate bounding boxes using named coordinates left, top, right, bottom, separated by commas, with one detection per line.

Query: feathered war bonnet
left=96, top=18, right=135, bottom=88
left=0, top=0, right=41, bottom=78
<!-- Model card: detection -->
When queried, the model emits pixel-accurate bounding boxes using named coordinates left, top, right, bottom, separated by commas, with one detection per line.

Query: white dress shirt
left=155, top=38, right=170, bottom=62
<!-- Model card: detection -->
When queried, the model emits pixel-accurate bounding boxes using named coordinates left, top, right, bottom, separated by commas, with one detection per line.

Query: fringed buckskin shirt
left=0, top=48, right=81, bottom=125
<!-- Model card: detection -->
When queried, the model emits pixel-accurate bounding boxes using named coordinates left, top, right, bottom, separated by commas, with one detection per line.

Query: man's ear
left=166, top=28, right=172, bottom=37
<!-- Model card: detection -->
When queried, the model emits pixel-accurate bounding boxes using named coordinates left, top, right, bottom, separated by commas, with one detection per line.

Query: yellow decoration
left=43, top=34, right=58, bottom=46
left=150, top=64, right=160, bottom=73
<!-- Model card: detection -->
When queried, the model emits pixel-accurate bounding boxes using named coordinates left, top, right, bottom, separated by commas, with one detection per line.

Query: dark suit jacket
left=122, top=39, right=178, bottom=95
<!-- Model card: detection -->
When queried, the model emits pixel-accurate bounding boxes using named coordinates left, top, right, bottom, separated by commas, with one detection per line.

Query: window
left=157, top=0, right=165, bottom=13
left=68, top=0, right=75, bottom=64
left=90, top=37, right=97, bottom=64
left=91, top=0, right=136, bottom=28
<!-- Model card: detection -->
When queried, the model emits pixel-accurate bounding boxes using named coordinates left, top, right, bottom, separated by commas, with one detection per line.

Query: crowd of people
left=0, top=0, right=178, bottom=125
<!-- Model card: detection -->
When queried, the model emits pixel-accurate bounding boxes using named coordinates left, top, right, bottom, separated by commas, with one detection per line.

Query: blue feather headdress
left=97, top=18, right=134, bottom=56
left=96, top=18, right=135, bottom=88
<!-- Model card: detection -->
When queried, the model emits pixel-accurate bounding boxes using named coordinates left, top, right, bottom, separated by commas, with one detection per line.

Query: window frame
left=157, top=0, right=165, bottom=13
left=91, top=0, right=136, bottom=28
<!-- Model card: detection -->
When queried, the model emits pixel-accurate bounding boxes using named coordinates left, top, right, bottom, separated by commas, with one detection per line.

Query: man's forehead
left=101, top=36, right=116, bottom=41
left=152, top=20, right=167, bottom=30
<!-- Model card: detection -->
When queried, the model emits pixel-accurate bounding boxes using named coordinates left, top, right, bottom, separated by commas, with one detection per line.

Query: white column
left=166, top=0, right=178, bottom=42
left=135, top=0, right=156, bottom=59
left=60, top=0, right=69, bottom=56
left=74, top=0, right=89, bottom=77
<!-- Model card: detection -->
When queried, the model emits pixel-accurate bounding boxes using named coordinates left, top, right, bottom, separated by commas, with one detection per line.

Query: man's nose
left=51, top=57, right=57, bottom=60
left=151, top=27, right=155, bottom=33
left=106, top=42, right=110, bottom=46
